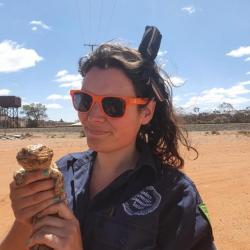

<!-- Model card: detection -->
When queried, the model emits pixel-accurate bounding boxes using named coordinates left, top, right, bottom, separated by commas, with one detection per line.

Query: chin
left=87, top=139, right=118, bottom=153
left=87, top=139, right=135, bottom=154
left=87, top=138, right=108, bottom=152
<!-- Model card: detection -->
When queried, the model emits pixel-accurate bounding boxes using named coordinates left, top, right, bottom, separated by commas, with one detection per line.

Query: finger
left=32, top=215, right=65, bottom=233
left=12, top=189, right=55, bottom=210
left=10, top=179, right=55, bottom=200
left=17, top=196, right=63, bottom=220
left=15, top=169, right=51, bottom=186
left=27, top=232, right=64, bottom=249
left=37, top=201, right=74, bottom=220
left=31, top=225, right=66, bottom=238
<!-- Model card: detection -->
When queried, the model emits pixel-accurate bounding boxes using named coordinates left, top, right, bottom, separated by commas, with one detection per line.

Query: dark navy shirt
left=56, top=145, right=216, bottom=250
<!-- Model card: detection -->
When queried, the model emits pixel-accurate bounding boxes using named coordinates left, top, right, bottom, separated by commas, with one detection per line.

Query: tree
left=175, top=107, right=185, bottom=116
left=193, top=107, right=200, bottom=114
left=20, top=103, right=47, bottom=127
left=218, top=102, right=234, bottom=113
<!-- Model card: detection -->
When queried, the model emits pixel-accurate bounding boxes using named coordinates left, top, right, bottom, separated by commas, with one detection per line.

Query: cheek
left=112, top=111, right=142, bottom=139
left=78, top=112, right=87, bottom=124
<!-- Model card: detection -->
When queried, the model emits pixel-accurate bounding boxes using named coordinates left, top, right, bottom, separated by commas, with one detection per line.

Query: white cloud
left=238, top=80, right=250, bottom=86
left=54, top=70, right=82, bottom=88
left=170, top=76, right=186, bottom=86
left=56, top=70, right=68, bottom=77
left=226, top=46, right=250, bottom=58
left=157, top=50, right=168, bottom=68
left=55, top=72, right=81, bottom=83
left=181, top=6, right=196, bottom=14
left=30, top=20, right=51, bottom=31
left=173, top=95, right=181, bottom=104
left=59, top=82, right=82, bottom=88
left=22, top=101, right=30, bottom=105
left=158, top=50, right=168, bottom=57
left=0, top=40, right=43, bottom=73
left=47, top=94, right=70, bottom=100
left=202, top=85, right=250, bottom=98
left=0, top=89, right=10, bottom=95
left=180, top=82, right=250, bottom=111
left=246, top=72, right=250, bottom=75
left=182, top=95, right=250, bottom=110
left=246, top=57, right=250, bottom=61
left=46, top=103, right=63, bottom=109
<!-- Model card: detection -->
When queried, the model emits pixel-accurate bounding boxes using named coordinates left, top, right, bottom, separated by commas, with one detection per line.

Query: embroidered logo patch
left=122, top=186, right=161, bottom=216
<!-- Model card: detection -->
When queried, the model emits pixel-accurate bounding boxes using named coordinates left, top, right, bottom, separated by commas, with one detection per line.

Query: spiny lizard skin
left=14, top=144, right=65, bottom=250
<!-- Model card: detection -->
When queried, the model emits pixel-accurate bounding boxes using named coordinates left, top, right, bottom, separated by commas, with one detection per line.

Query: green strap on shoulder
left=198, top=203, right=211, bottom=223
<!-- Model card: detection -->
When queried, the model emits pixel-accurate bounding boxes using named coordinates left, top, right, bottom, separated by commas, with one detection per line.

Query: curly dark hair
left=78, top=43, right=198, bottom=169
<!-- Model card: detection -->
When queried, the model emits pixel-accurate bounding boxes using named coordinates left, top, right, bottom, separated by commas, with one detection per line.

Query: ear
left=140, top=100, right=156, bottom=125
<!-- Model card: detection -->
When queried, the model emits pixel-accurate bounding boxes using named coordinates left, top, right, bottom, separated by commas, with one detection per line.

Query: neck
left=94, top=142, right=139, bottom=177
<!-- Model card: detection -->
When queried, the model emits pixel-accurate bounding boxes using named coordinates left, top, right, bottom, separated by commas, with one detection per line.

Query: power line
left=74, top=0, right=85, bottom=42
left=88, top=0, right=92, bottom=42
left=97, top=0, right=103, bottom=39
left=106, top=0, right=118, bottom=37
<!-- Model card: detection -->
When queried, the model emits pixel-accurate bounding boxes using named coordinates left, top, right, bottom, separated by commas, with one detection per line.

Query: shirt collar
left=133, top=143, right=159, bottom=179
left=88, top=143, right=159, bottom=179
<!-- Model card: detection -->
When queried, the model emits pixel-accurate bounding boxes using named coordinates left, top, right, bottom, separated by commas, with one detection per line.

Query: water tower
left=0, top=96, right=21, bottom=128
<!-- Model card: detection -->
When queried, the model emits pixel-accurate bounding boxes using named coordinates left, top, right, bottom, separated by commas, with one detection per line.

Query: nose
left=87, top=102, right=105, bottom=122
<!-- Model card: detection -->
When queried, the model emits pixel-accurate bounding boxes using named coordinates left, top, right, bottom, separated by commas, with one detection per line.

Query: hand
left=9, top=169, right=61, bottom=226
left=27, top=202, right=83, bottom=250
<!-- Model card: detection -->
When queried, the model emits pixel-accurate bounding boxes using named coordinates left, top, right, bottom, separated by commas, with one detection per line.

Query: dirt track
left=0, top=131, right=249, bottom=249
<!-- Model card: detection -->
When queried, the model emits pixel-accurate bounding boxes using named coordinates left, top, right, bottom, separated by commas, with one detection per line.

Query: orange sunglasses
left=70, top=89, right=149, bottom=118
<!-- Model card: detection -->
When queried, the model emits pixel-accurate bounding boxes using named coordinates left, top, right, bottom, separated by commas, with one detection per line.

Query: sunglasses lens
left=73, top=92, right=92, bottom=112
left=103, top=97, right=125, bottom=117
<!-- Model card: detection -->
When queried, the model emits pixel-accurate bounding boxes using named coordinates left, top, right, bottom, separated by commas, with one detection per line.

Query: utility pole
left=84, top=43, right=99, bottom=52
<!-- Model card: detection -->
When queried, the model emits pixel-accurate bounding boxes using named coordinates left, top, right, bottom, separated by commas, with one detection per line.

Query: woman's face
left=78, top=66, right=154, bottom=153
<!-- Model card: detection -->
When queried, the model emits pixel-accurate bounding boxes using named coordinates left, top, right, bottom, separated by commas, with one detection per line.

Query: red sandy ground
left=0, top=131, right=249, bottom=250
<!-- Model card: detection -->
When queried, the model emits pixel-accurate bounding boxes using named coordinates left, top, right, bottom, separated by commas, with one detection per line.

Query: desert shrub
left=79, top=130, right=85, bottom=138
left=47, top=134, right=56, bottom=138
left=22, top=133, right=33, bottom=138
left=238, top=130, right=250, bottom=136
left=211, top=130, right=220, bottom=135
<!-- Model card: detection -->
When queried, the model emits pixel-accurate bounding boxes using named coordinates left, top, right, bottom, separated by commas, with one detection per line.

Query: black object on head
left=138, top=26, right=167, bottom=102
left=138, top=26, right=162, bottom=61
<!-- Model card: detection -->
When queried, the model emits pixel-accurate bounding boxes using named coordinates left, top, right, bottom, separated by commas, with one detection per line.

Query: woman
left=0, top=26, right=216, bottom=250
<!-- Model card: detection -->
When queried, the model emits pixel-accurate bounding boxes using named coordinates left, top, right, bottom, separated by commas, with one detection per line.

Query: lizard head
left=16, top=144, right=53, bottom=171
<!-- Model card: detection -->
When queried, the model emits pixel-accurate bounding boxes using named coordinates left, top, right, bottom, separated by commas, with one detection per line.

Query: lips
left=85, top=127, right=109, bottom=135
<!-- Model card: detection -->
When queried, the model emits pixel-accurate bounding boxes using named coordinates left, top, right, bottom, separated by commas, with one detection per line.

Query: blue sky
left=0, top=0, right=250, bottom=122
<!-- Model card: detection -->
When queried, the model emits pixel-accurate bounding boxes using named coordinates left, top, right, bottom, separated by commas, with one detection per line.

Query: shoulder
left=156, top=164, right=202, bottom=203
left=158, top=166, right=206, bottom=223
left=156, top=166, right=216, bottom=249
left=55, top=149, right=95, bottom=210
left=56, top=149, right=94, bottom=172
